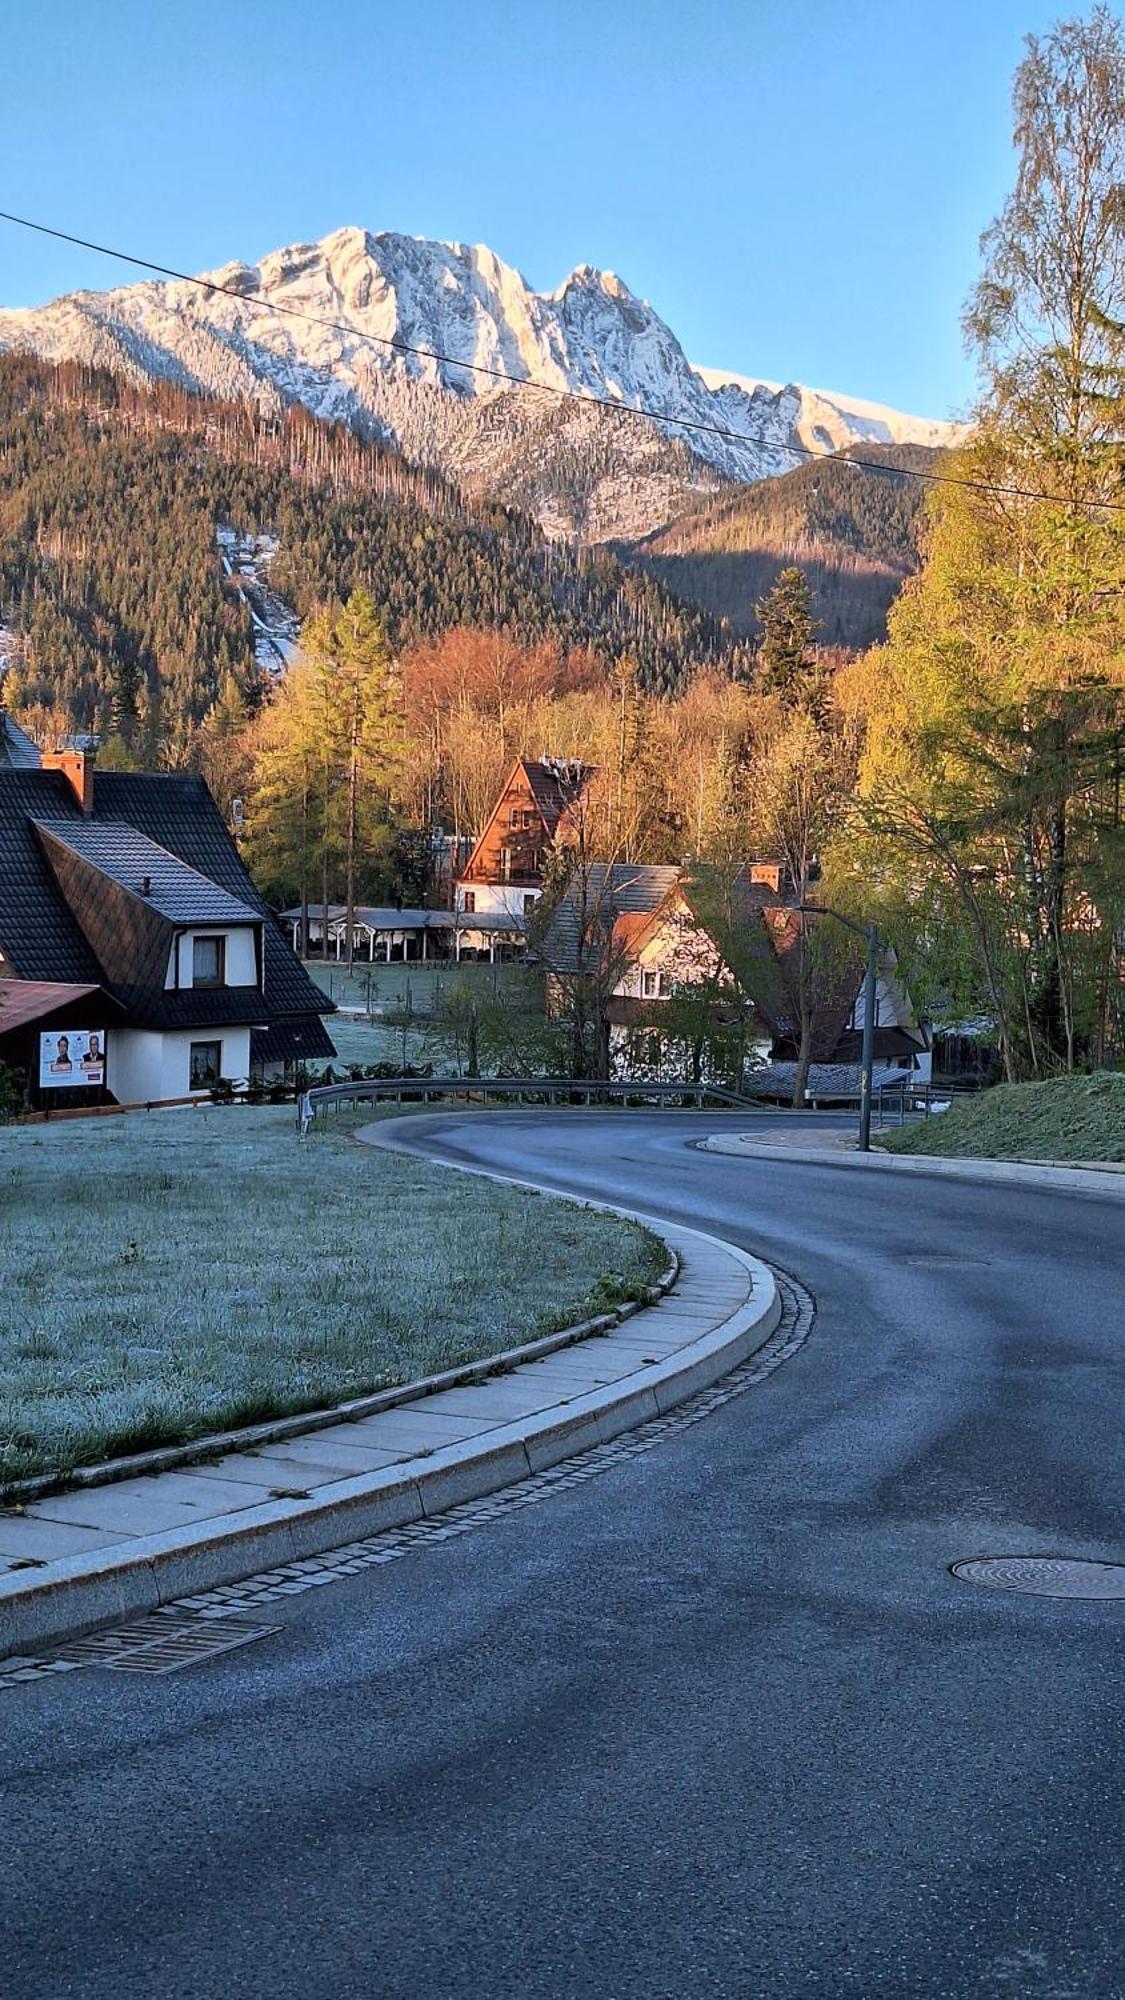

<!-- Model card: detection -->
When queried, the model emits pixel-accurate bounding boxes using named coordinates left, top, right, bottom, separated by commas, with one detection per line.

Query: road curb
left=0, top=1171, right=779, bottom=1658
left=699, top=1134, right=1125, bottom=1197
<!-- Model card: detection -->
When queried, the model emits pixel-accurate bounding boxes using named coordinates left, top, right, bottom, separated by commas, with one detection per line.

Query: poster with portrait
left=39, top=1030, right=106, bottom=1088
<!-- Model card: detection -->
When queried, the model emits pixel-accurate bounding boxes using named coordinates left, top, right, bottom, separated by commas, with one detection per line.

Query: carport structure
left=280, top=905, right=526, bottom=964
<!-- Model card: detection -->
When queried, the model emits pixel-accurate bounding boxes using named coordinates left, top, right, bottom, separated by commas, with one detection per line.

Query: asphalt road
left=4, top=1111, right=1123, bottom=2000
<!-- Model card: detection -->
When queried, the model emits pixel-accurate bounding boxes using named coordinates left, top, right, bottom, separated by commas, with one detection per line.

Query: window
left=192, top=935, right=226, bottom=988
left=522, top=891, right=538, bottom=913
left=189, top=1041, right=222, bottom=1089
left=500, top=847, right=513, bottom=881
left=641, top=969, right=669, bottom=999
left=462, top=891, right=476, bottom=914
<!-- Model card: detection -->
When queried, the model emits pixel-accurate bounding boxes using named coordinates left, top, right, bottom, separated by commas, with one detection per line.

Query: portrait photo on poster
left=39, top=1029, right=105, bottom=1088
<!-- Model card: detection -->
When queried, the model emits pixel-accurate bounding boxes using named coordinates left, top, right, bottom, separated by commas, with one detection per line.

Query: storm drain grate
left=951, top=1556, right=1125, bottom=1600
left=0, top=1614, right=278, bottom=1684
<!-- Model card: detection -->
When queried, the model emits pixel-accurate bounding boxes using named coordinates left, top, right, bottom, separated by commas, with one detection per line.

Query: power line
left=1, top=205, right=1123, bottom=515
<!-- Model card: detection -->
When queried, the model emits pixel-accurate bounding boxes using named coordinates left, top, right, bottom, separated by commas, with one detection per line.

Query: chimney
left=749, top=861, right=784, bottom=894
left=43, top=748, right=96, bottom=814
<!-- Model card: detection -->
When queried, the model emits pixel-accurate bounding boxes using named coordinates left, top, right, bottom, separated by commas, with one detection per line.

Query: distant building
left=455, top=757, right=594, bottom=923
left=538, top=860, right=930, bottom=1098
left=0, top=751, right=334, bottom=1107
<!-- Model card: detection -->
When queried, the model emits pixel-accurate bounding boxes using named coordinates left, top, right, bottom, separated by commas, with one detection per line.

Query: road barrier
left=297, top=1074, right=758, bottom=1134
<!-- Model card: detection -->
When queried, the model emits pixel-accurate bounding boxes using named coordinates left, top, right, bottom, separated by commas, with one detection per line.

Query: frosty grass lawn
left=0, top=1106, right=664, bottom=1484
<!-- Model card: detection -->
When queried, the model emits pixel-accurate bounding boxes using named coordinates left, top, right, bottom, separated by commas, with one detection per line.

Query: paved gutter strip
left=0, top=1254, right=681, bottom=1510
left=699, top=1134, right=1125, bottom=1198
left=0, top=1200, right=779, bottom=1658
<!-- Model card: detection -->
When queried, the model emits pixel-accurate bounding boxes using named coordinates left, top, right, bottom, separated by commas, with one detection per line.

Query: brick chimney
left=749, top=861, right=784, bottom=894
left=43, top=748, right=96, bottom=814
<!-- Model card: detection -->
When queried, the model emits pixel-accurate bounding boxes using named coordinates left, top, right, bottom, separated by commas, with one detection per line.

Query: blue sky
left=2, top=0, right=1073, bottom=418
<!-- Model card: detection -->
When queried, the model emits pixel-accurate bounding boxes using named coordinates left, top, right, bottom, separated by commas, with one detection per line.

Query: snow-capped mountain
left=0, top=227, right=954, bottom=540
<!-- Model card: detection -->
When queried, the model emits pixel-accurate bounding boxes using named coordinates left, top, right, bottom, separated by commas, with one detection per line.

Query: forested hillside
left=0, top=355, right=745, bottom=760
left=625, top=445, right=937, bottom=648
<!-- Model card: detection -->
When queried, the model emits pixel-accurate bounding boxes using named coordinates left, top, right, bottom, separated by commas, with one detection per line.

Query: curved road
left=4, top=1111, right=1123, bottom=1999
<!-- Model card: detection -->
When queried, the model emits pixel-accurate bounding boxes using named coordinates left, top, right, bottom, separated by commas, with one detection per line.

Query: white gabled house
left=0, top=750, right=335, bottom=1107
left=538, top=860, right=930, bottom=1097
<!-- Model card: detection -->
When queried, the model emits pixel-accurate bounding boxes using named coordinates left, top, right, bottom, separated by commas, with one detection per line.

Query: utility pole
left=858, top=920, right=878, bottom=1154
left=799, top=904, right=881, bottom=1154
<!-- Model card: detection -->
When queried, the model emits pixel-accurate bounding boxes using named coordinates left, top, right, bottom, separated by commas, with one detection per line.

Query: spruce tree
left=755, top=567, right=820, bottom=700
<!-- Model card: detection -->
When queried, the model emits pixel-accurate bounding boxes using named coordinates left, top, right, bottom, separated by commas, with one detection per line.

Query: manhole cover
left=951, top=1556, right=1125, bottom=1600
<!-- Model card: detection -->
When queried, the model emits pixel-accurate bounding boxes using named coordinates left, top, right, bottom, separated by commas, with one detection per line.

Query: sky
left=0, top=0, right=1080, bottom=420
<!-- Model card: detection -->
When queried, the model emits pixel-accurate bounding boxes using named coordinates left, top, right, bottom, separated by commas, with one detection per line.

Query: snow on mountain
left=0, top=227, right=955, bottom=540
left=693, top=365, right=955, bottom=455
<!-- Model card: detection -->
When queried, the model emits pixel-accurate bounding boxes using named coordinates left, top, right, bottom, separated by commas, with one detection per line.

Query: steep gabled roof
left=0, top=711, right=41, bottom=770
left=539, top=858, right=926, bottom=1059
left=0, top=768, right=332, bottom=1026
left=0, top=769, right=104, bottom=982
left=33, top=821, right=261, bottom=928
left=90, top=771, right=331, bottom=1023
left=459, top=757, right=595, bottom=887
left=538, top=863, right=679, bottom=974
left=521, top=759, right=594, bottom=835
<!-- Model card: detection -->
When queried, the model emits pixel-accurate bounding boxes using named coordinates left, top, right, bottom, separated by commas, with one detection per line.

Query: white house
left=0, top=750, right=335, bottom=1106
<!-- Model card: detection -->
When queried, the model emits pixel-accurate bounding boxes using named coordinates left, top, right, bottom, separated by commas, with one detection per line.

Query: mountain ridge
left=0, top=225, right=955, bottom=542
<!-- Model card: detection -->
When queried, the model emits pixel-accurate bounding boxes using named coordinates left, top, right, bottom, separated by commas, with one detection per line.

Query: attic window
left=192, top=935, right=226, bottom=988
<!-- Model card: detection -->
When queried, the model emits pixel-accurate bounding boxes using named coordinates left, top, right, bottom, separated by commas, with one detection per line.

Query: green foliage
left=0, top=354, right=744, bottom=759
left=755, top=566, right=820, bottom=697
left=843, top=12, right=1125, bottom=1079
left=631, top=445, right=934, bottom=649
left=0, top=1060, right=25, bottom=1122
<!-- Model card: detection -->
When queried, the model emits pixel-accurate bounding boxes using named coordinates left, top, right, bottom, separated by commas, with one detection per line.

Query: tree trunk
left=791, top=1014, right=813, bottom=1109
left=299, top=770, right=310, bottom=965
left=345, top=692, right=359, bottom=976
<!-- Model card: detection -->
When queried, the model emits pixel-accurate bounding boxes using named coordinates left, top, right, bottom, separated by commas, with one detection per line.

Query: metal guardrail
left=297, top=1074, right=759, bottom=1134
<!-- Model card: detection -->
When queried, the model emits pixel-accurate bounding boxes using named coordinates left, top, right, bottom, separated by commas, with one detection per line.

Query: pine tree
left=755, top=567, right=820, bottom=700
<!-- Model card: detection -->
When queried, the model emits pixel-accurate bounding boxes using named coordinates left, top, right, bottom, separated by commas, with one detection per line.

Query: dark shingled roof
left=538, top=864, right=679, bottom=974
left=0, top=768, right=332, bottom=1030
left=32, top=820, right=261, bottom=927
left=0, top=712, right=40, bottom=770
left=521, top=759, right=594, bottom=835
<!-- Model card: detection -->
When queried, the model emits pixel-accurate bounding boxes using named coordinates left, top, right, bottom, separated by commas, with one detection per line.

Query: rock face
left=0, top=226, right=954, bottom=540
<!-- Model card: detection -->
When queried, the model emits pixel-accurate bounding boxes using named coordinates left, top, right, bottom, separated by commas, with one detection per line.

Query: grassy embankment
left=877, top=1073, right=1125, bottom=1163
left=0, top=1106, right=664, bottom=1484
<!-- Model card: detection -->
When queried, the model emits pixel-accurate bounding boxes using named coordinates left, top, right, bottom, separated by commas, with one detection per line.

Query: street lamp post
left=799, top=904, right=881, bottom=1154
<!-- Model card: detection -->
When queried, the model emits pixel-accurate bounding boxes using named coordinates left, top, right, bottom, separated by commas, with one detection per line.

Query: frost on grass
left=0, top=1108, right=664, bottom=1482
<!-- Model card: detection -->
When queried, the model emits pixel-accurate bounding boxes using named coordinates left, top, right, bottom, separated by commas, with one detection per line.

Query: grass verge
left=876, top=1072, right=1125, bottom=1163
left=0, top=1105, right=665, bottom=1484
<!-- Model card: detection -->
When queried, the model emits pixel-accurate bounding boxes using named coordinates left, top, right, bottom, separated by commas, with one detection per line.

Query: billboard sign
left=39, top=1030, right=106, bottom=1089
